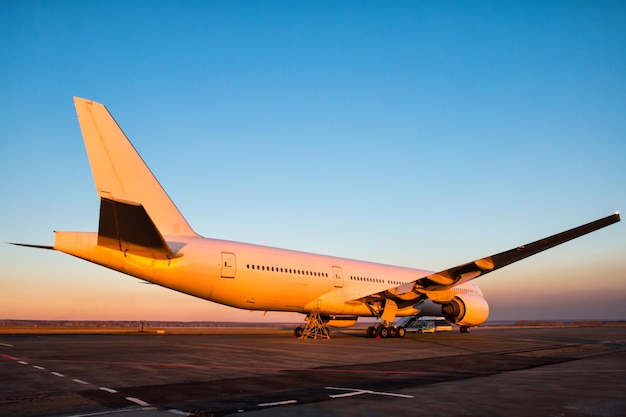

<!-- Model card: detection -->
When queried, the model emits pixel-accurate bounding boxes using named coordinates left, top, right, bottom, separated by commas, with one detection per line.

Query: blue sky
left=1, top=1, right=625, bottom=322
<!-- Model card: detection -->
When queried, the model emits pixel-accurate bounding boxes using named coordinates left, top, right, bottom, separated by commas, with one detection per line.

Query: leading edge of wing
left=359, top=212, right=620, bottom=303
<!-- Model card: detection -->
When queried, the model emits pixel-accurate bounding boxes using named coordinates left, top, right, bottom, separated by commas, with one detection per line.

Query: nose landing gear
left=294, top=310, right=330, bottom=339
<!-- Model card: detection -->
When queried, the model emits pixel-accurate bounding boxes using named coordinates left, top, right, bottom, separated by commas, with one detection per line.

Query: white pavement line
left=325, top=386, right=414, bottom=399
left=0, top=343, right=13, bottom=347
left=62, top=407, right=157, bottom=417
left=125, top=397, right=150, bottom=406
left=51, top=371, right=65, bottom=377
left=257, top=400, right=298, bottom=407
left=372, top=391, right=414, bottom=398
left=99, top=387, right=118, bottom=394
left=33, top=365, right=46, bottom=370
left=329, top=390, right=368, bottom=398
left=73, top=378, right=90, bottom=385
left=18, top=360, right=29, bottom=365
left=167, top=410, right=192, bottom=416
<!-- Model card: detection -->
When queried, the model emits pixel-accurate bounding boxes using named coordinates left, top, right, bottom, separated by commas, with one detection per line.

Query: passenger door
left=221, top=252, right=236, bottom=278
left=332, top=266, right=344, bottom=288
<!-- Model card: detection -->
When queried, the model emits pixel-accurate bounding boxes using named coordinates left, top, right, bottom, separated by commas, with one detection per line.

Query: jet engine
left=323, top=315, right=358, bottom=328
left=441, top=294, right=489, bottom=328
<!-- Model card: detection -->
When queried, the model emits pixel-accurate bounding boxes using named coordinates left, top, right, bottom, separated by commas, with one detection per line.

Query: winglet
left=73, top=97, right=198, bottom=237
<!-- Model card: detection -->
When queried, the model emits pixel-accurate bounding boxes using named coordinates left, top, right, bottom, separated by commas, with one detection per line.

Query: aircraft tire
left=397, top=327, right=406, bottom=338
left=366, top=326, right=377, bottom=338
left=294, top=326, right=304, bottom=338
left=379, top=327, right=389, bottom=338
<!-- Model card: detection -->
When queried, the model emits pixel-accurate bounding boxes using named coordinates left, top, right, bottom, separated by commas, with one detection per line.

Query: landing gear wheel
left=379, top=327, right=390, bottom=338
left=460, top=326, right=470, bottom=334
left=294, top=326, right=304, bottom=338
left=397, top=327, right=406, bottom=338
left=366, top=326, right=377, bottom=338
left=389, top=326, right=398, bottom=338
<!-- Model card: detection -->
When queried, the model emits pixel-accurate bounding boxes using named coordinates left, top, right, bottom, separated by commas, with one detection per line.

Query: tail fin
left=73, top=97, right=197, bottom=238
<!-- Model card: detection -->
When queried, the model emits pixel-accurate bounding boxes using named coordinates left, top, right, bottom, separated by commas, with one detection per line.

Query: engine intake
left=441, top=294, right=489, bottom=327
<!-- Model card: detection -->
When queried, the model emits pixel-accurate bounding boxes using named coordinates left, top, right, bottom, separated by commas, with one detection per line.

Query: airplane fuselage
left=54, top=231, right=473, bottom=318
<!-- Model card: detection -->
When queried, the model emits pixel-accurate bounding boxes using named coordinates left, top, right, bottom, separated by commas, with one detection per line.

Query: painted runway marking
left=21, top=357, right=434, bottom=376
left=126, top=397, right=150, bottom=406
left=63, top=408, right=157, bottom=416
left=0, top=353, right=20, bottom=360
left=258, top=399, right=298, bottom=407
left=0, top=343, right=13, bottom=347
left=73, top=378, right=89, bottom=385
left=167, top=409, right=192, bottom=416
left=325, top=386, right=414, bottom=399
left=7, top=351, right=160, bottom=413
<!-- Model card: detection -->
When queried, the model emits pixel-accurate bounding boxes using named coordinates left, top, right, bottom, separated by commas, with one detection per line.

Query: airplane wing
left=357, top=212, right=620, bottom=305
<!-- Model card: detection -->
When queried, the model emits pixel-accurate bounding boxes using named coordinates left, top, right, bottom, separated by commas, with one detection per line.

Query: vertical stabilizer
left=73, top=97, right=197, bottom=237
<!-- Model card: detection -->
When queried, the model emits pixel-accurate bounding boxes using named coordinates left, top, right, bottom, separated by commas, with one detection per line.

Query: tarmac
left=1, top=325, right=625, bottom=417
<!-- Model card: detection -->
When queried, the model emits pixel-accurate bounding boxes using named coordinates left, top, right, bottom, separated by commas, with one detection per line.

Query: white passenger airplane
left=14, top=97, right=620, bottom=338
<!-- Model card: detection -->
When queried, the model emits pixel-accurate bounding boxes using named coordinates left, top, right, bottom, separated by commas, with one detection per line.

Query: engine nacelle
left=323, top=315, right=358, bottom=328
left=441, top=294, right=489, bottom=327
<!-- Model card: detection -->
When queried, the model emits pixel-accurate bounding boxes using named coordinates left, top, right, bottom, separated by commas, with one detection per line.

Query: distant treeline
left=0, top=320, right=299, bottom=328
left=2, top=319, right=625, bottom=328
left=512, top=320, right=626, bottom=327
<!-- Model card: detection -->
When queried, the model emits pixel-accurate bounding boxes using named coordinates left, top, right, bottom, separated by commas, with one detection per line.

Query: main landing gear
left=366, top=325, right=406, bottom=338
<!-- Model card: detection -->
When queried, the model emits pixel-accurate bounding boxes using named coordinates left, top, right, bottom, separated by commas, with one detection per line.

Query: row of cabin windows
left=351, top=276, right=384, bottom=284
left=350, top=276, right=408, bottom=286
left=246, top=264, right=328, bottom=277
left=245, top=264, right=410, bottom=286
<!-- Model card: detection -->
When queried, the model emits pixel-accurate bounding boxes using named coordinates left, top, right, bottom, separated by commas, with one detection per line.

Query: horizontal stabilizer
left=98, top=197, right=179, bottom=259
left=9, top=243, right=54, bottom=250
